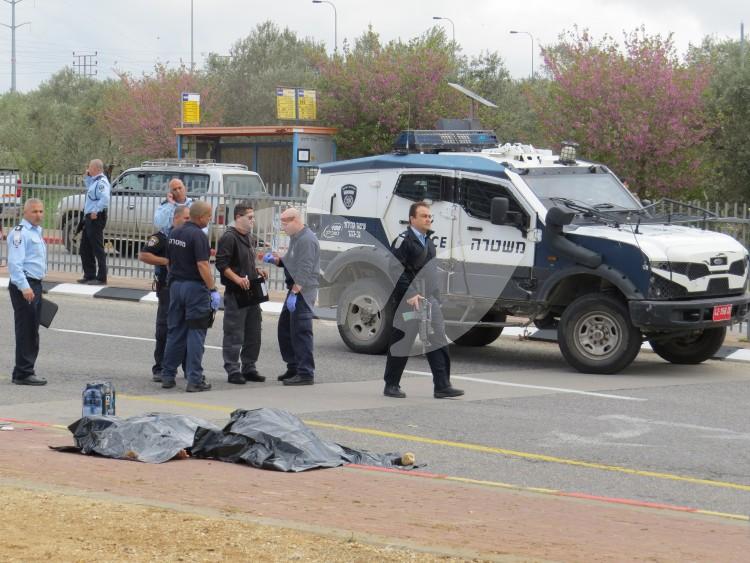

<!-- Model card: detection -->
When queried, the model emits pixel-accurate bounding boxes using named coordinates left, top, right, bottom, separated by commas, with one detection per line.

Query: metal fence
left=0, top=174, right=306, bottom=291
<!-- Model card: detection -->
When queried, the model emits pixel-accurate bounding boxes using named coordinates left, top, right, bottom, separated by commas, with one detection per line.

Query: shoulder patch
left=12, top=228, right=22, bottom=247
left=393, top=234, right=406, bottom=249
left=146, top=236, right=160, bottom=247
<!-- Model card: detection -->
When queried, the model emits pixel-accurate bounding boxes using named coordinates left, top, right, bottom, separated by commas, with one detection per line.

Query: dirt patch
left=0, top=485, right=476, bottom=563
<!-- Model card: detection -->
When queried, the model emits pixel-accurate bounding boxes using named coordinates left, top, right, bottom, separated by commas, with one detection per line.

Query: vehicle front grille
left=669, top=262, right=710, bottom=280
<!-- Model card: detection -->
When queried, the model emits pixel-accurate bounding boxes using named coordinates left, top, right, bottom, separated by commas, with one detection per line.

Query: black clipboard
left=234, top=276, right=269, bottom=308
left=40, top=297, right=58, bottom=328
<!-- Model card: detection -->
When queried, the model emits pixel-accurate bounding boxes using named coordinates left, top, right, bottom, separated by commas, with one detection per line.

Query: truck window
left=115, top=173, right=145, bottom=194
left=181, top=173, right=210, bottom=194
left=223, top=174, right=265, bottom=196
left=394, top=174, right=448, bottom=202
left=461, top=178, right=524, bottom=220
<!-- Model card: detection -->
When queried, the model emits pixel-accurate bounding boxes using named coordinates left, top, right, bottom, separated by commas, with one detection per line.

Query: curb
left=3, top=276, right=749, bottom=363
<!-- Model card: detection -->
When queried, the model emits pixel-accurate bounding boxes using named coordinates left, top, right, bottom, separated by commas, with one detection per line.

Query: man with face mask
left=215, top=202, right=266, bottom=385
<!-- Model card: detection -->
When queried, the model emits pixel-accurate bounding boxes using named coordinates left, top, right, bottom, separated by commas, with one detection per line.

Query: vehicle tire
left=62, top=213, right=82, bottom=254
left=558, top=294, right=642, bottom=374
left=648, top=327, right=726, bottom=365
left=446, top=312, right=505, bottom=346
left=337, top=278, right=394, bottom=354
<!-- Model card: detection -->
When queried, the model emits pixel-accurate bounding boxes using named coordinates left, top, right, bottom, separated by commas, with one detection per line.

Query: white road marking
left=404, top=370, right=647, bottom=401
left=50, top=328, right=223, bottom=350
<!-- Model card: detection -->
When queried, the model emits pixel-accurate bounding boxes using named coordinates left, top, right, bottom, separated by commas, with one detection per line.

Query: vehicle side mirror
left=546, top=206, right=575, bottom=228
left=490, top=197, right=509, bottom=225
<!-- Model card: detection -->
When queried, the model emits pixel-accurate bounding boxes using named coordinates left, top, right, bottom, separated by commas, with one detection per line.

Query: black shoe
left=243, top=371, right=266, bottom=382
left=228, top=373, right=246, bottom=385
left=277, top=369, right=297, bottom=381
left=12, top=375, right=47, bottom=386
left=282, top=375, right=314, bottom=386
left=434, top=386, right=464, bottom=399
left=87, top=279, right=106, bottom=286
left=152, top=373, right=162, bottom=383
left=161, top=379, right=176, bottom=389
left=186, top=379, right=212, bottom=392
left=384, top=385, right=406, bottom=398
left=77, top=277, right=93, bottom=284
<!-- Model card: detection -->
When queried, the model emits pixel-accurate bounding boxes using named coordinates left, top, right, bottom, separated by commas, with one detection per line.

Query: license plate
left=712, top=304, right=732, bottom=322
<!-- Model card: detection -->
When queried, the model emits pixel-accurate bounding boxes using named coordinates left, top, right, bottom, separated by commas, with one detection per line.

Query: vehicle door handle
left=128, top=204, right=136, bottom=210
left=467, top=226, right=483, bottom=232
left=399, top=220, right=409, bottom=225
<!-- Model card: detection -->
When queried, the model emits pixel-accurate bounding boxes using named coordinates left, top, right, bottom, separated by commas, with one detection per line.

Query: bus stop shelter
left=174, top=126, right=337, bottom=194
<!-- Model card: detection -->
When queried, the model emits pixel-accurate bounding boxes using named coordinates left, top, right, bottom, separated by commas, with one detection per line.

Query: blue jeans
left=161, top=280, right=211, bottom=385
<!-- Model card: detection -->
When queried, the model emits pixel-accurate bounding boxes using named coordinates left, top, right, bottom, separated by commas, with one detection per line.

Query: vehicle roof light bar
left=393, top=130, right=499, bottom=154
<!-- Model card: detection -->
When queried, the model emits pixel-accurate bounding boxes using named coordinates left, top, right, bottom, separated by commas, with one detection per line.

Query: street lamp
left=312, top=0, right=337, bottom=53
left=510, top=30, right=534, bottom=79
left=432, top=15, right=455, bottom=47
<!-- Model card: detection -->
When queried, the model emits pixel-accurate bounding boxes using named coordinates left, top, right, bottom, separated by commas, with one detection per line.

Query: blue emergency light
left=393, top=130, right=499, bottom=154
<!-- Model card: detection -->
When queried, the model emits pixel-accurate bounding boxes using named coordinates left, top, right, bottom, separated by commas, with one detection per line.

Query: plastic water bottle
left=82, top=386, right=102, bottom=417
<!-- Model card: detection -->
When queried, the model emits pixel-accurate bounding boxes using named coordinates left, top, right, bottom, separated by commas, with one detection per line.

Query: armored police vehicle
left=306, top=131, right=750, bottom=374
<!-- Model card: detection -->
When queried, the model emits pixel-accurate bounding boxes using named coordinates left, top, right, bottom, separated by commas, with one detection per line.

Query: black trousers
left=277, top=292, right=315, bottom=379
left=153, top=284, right=186, bottom=376
left=9, top=279, right=42, bottom=380
left=80, top=211, right=107, bottom=281
left=383, top=296, right=451, bottom=391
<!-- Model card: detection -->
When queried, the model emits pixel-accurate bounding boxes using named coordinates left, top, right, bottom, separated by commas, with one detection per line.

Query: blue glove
left=263, top=252, right=275, bottom=264
left=286, top=292, right=297, bottom=312
left=210, top=290, right=221, bottom=311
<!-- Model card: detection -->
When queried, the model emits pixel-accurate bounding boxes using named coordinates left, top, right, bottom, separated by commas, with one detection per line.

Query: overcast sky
left=0, top=0, right=745, bottom=93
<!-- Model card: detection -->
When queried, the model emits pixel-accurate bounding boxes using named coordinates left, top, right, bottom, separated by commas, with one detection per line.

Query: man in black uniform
left=215, top=202, right=266, bottom=384
left=383, top=201, right=464, bottom=399
left=138, top=204, right=190, bottom=382
left=161, top=201, right=218, bottom=392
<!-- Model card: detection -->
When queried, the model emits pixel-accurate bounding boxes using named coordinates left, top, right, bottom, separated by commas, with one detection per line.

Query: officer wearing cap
left=77, top=158, right=110, bottom=285
left=7, top=198, right=48, bottom=385
left=138, top=204, right=190, bottom=382
left=160, top=201, right=218, bottom=392
left=383, top=201, right=464, bottom=399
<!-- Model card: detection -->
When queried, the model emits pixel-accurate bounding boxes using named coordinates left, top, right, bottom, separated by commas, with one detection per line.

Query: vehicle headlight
left=650, top=261, right=670, bottom=272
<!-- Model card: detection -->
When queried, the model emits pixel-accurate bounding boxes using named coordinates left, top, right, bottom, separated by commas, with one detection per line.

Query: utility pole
left=72, top=51, right=98, bottom=77
left=0, top=0, right=30, bottom=93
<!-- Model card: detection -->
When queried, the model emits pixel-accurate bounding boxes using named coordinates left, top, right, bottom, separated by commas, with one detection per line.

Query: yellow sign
left=181, top=92, right=200, bottom=124
left=297, top=88, right=317, bottom=121
left=276, top=87, right=297, bottom=120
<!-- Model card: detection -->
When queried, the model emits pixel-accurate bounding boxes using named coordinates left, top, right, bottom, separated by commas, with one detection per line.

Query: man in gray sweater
left=264, top=207, right=320, bottom=386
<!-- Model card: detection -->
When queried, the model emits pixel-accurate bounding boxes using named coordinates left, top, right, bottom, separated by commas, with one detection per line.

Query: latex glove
left=263, top=252, right=276, bottom=264
left=286, top=292, right=297, bottom=312
left=210, top=290, right=221, bottom=311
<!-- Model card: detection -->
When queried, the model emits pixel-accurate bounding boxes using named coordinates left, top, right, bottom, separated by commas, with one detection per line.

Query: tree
left=206, top=21, right=325, bottom=126
left=687, top=38, right=750, bottom=200
left=99, top=64, right=223, bottom=164
left=317, top=27, right=465, bottom=158
left=531, top=28, right=714, bottom=198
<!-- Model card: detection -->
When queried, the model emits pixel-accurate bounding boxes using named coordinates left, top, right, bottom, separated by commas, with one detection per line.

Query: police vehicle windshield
left=523, top=169, right=639, bottom=211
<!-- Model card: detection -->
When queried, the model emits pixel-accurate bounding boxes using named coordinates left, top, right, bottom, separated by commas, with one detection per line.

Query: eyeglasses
left=244, top=214, right=255, bottom=220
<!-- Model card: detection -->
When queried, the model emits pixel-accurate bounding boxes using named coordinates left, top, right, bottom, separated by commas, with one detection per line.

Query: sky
left=0, top=0, right=745, bottom=93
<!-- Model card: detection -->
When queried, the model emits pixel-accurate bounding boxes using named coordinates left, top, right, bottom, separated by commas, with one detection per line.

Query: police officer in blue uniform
left=383, top=201, right=464, bottom=399
left=138, top=204, right=190, bottom=382
left=78, top=158, right=110, bottom=285
left=7, top=199, right=48, bottom=385
left=160, top=201, right=218, bottom=392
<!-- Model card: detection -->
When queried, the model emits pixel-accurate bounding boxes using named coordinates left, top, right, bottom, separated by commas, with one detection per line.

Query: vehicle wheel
left=648, top=327, right=726, bottom=365
left=558, top=294, right=642, bottom=374
left=446, top=312, right=505, bottom=346
left=62, top=214, right=82, bottom=254
left=337, top=278, right=394, bottom=354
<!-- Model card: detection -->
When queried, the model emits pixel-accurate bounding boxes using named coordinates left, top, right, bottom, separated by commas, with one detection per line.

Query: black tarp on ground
left=191, top=407, right=402, bottom=472
left=66, top=413, right=219, bottom=463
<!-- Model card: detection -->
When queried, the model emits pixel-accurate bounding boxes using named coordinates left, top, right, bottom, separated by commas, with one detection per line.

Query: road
left=2, top=292, right=750, bottom=519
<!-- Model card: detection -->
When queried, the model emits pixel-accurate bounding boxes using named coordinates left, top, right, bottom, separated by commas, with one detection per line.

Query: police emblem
left=341, top=184, right=357, bottom=210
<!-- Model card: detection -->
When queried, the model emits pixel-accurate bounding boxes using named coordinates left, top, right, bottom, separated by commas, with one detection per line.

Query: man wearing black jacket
left=383, top=201, right=464, bottom=399
left=215, top=202, right=266, bottom=384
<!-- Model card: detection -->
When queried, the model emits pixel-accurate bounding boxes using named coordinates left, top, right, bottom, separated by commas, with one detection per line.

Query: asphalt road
left=2, top=292, right=750, bottom=518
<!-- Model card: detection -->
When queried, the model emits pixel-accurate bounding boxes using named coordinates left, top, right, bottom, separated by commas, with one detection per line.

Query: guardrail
left=0, top=179, right=306, bottom=292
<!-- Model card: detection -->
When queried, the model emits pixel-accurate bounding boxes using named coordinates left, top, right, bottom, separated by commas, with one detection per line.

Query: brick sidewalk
left=0, top=425, right=747, bottom=561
